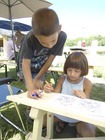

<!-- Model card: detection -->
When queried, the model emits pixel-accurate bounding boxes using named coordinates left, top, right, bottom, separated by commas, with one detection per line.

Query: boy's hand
left=27, top=89, right=43, bottom=99
left=44, top=81, right=54, bottom=93
left=33, top=78, right=43, bottom=89
left=72, top=90, right=86, bottom=99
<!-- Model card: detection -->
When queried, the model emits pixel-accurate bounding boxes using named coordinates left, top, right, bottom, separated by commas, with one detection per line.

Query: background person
left=15, top=30, right=25, bottom=50
left=15, top=30, right=25, bottom=78
left=5, top=36, right=17, bottom=60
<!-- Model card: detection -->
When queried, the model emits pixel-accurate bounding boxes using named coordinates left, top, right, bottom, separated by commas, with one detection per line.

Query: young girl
left=44, top=51, right=96, bottom=137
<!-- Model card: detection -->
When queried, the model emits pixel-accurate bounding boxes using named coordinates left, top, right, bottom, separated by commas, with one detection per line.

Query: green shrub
left=93, top=67, right=104, bottom=78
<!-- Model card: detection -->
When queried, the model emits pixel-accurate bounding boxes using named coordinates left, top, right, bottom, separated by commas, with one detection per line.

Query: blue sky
left=49, top=0, right=105, bottom=38
left=0, top=0, right=105, bottom=38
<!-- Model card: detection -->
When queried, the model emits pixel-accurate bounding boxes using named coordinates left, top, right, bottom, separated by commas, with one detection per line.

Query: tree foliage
left=65, top=35, right=105, bottom=47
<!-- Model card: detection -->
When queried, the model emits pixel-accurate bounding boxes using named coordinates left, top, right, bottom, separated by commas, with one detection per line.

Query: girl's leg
left=76, top=121, right=96, bottom=137
left=54, top=116, right=67, bottom=133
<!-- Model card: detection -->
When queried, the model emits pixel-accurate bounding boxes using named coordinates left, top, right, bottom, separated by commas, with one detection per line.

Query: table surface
left=7, top=92, right=105, bottom=128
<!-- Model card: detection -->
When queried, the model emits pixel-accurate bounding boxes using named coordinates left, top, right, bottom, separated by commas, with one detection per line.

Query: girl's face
left=67, top=67, right=82, bottom=81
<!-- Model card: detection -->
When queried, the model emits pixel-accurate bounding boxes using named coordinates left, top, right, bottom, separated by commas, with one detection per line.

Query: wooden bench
left=0, top=63, right=7, bottom=77
left=0, top=60, right=17, bottom=77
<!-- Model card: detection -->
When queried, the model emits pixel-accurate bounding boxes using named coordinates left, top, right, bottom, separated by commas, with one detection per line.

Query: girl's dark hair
left=64, top=51, right=88, bottom=76
left=32, top=8, right=60, bottom=36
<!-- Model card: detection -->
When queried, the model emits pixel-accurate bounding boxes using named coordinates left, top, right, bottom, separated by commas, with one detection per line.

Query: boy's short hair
left=32, top=8, right=60, bottom=36
left=64, top=51, right=88, bottom=76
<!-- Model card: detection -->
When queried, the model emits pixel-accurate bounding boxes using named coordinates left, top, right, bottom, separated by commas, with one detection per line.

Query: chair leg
left=7, top=84, right=27, bottom=134
left=4, top=64, right=7, bottom=77
left=0, top=112, right=26, bottom=134
left=13, top=102, right=27, bottom=133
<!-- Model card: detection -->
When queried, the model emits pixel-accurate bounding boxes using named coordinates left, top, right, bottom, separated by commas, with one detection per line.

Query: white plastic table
left=7, top=92, right=105, bottom=140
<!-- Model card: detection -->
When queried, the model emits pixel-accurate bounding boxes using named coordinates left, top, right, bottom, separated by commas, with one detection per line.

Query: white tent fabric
left=0, top=0, right=52, bottom=55
left=0, top=0, right=52, bottom=19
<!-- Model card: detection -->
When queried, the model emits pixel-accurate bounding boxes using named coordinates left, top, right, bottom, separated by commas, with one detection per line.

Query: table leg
left=29, top=108, right=47, bottom=140
left=46, top=113, right=54, bottom=139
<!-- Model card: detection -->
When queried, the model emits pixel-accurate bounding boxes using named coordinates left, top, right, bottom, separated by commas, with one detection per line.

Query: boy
left=20, top=8, right=67, bottom=98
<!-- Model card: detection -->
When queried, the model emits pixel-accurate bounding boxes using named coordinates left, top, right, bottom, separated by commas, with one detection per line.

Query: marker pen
left=32, top=90, right=43, bottom=97
left=32, top=92, right=38, bottom=97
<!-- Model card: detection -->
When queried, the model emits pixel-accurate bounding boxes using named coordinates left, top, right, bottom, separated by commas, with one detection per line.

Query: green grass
left=0, top=104, right=32, bottom=140
left=0, top=67, right=105, bottom=139
left=91, top=84, right=105, bottom=101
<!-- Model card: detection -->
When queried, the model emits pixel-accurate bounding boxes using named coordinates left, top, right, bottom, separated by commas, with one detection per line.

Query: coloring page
left=48, top=94, right=105, bottom=117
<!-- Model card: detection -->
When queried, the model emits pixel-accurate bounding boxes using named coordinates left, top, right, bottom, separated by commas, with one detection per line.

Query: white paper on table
left=48, top=94, right=105, bottom=117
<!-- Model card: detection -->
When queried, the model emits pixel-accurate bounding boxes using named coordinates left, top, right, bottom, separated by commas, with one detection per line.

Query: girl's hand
left=72, top=90, right=86, bottom=99
left=44, top=81, right=54, bottom=93
left=27, top=89, right=43, bottom=99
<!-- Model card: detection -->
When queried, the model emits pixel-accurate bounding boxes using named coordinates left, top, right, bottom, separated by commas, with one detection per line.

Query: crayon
left=32, top=90, right=43, bottom=97
left=45, top=80, right=51, bottom=86
left=32, top=92, right=38, bottom=97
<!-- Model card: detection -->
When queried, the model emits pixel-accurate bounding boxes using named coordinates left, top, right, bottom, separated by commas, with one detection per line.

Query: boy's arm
left=33, top=54, right=56, bottom=85
left=22, top=58, right=35, bottom=91
left=22, top=55, right=55, bottom=90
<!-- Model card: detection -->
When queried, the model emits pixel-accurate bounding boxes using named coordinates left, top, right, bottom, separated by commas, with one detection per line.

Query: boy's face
left=35, top=32, right=60, bottom=48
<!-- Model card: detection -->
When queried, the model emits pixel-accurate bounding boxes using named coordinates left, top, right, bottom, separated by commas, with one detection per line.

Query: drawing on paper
left=79, top=99, right=101, bottom=114
left=54, top=94, right=103, bottom=116
left=56, top=94, right=78, bottom=106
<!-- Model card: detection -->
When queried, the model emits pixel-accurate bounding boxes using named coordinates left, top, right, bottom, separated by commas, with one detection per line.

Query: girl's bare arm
left=54, top=75, right=65, bottom=93
left=83, top=77, right=93, bottom=98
